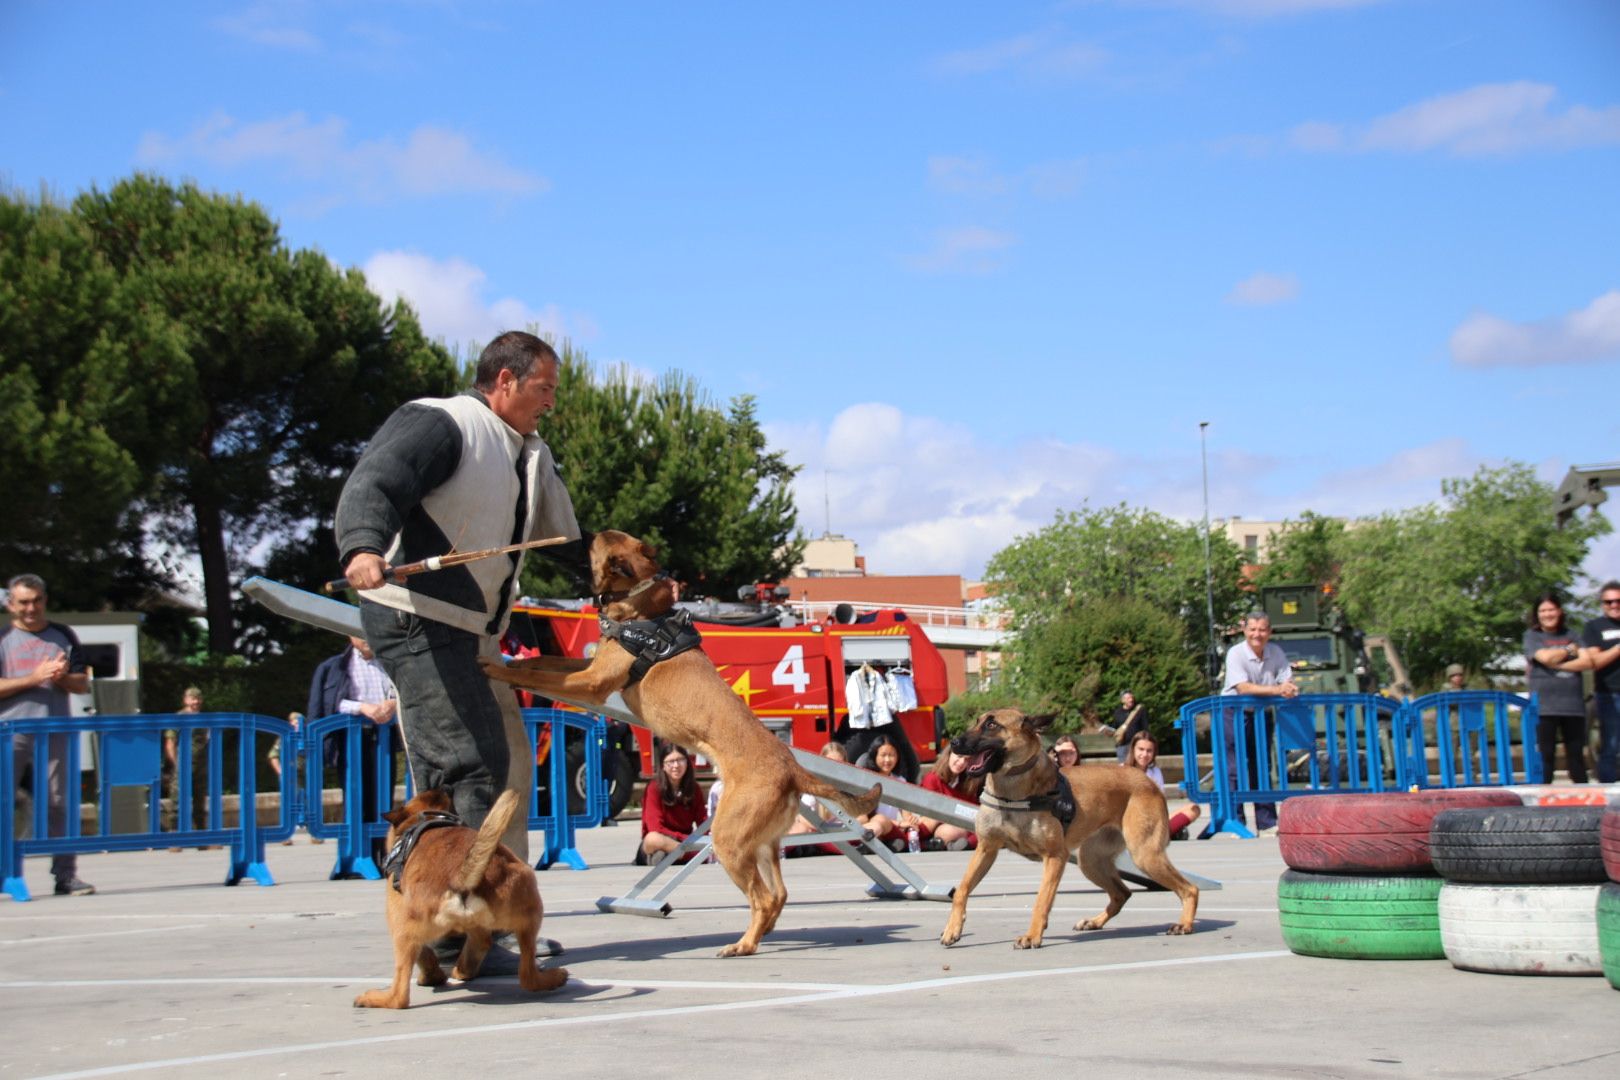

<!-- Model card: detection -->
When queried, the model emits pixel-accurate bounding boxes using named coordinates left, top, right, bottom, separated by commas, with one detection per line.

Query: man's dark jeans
left=360, top=601, right=508, bottom=830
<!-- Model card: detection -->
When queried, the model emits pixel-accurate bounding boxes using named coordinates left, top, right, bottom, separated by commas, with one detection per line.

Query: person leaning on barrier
left=1579, top=579, right=1620, bottom=784
left=1220, top=611, right=1297, bottom=835
left=163, top=686, right=214, bottom=848
left=0, top=574, right=94, bottom=896
left=1525, top=592, right=1590, bottom=785
left=307, top=635, right=398, bottom=866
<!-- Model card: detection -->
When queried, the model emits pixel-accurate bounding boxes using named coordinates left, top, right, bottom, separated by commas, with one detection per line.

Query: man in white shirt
left=1220, top=612, right=1297, bottom=834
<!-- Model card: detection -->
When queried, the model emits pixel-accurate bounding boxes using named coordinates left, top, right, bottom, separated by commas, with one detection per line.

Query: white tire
left=1438, top=883, right=1602, bottom=976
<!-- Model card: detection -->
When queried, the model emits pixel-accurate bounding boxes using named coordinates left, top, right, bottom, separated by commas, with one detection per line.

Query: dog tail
left=794, top=768, right=883, bottom=820
left=453, top=789, right=519, bottom=895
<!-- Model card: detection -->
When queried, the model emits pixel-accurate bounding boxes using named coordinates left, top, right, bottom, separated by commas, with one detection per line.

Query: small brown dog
left=940, top=708, right=1198, bottom=949
left=481, top=529, right=881, bottom=957
left=353, top=788, right=568, bottom=1009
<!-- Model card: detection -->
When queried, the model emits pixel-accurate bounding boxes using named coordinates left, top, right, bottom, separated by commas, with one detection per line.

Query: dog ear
left=639, top=540, right=659, bottom=560
left=1024, top=712, right=1059, bottom=731
left=382, top=804, right=408, bottom=826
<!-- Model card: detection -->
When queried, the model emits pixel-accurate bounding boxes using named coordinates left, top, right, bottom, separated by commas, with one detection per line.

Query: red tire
left=1602, top=805, right=1620, bottom=883
left=1279, top=790, right=1524, bottom=873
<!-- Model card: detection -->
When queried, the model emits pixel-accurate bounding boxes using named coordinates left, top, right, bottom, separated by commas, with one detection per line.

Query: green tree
left=516, top=347, right=803, bottom=599
left=986, top=503, right=1249, bottom=657
left=1332, top=463, right=1608, bottom=684
left=1012, top=595, right=1208, bottom=737
left=1255, top=511, right=1348, bottom=592
left=0, top=176, right=459, bottom=653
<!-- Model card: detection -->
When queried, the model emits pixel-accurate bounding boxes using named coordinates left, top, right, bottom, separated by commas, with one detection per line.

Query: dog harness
left=980, top=774, right=1077, bottom=829
left=380, top=810, right=464, bottom=892
left=598, top=607, right=704, bottom=687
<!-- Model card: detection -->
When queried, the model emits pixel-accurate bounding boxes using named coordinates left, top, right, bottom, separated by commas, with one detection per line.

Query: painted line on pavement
left=27, top=948, right=1292, bottom=1079
left=0, top=924, right=207, bottom=946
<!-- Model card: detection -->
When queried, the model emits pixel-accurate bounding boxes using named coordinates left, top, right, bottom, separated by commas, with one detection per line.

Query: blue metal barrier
left=1395, top=691, right=1541, bottom=789
left=522, top=708, right=608, bottom=871
left=2, top=707, right=610, bottom=899
left=3, top=712, right=296, bottom=900
left=1177, top=694, right=1403, bottom=838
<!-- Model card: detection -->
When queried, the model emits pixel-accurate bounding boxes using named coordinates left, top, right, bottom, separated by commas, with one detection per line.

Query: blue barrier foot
left=226, top=850, right=276, bottom=888
left=4, top=875, right=32, bottom=902
left=537, top=848, right=589, bottom=871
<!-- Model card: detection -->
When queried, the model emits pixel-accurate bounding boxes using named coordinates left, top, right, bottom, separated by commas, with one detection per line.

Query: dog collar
left=594, top=572, right=671, bottom=608
left=380, top=810, right=463, bottom=892
left=599, top=607, right=703, bottom=687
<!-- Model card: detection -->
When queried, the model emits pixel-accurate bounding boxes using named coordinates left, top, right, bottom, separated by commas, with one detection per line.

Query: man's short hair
left=1243, top=611, right=1270, bottom=627
left=6, top=573, right=46, bottom=596
left=474, top=331, right=559, bottom=390
left=1602, top=579, right=1620, bottom=596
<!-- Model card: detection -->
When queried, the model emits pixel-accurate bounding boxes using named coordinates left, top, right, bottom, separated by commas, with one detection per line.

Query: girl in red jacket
left=639, top=743, right=707, bottom=864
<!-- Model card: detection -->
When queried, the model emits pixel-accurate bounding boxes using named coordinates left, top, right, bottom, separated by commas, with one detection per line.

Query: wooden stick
left=322, top=535, right=570, bottom=594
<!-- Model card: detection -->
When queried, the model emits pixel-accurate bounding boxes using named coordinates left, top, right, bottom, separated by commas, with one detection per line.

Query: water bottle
left=906, top=826, right=920, bottom=854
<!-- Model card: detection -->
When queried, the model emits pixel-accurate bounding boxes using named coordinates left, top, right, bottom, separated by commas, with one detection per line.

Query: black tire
left=604, top=751, right=636, bottom=820
left=1277, top=870, right=1444, bottom=960
left=1600, top=882, right=1620, bottom=991
left=1601, top=805, right=1620, bottom=882
left=565, top=741, right=589, bottom=818
left=1430, top=806, right=1606, bottom=884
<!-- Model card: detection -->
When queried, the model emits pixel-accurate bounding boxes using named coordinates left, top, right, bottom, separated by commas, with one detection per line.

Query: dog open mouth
left=961, top=747, right=1002, bottom=777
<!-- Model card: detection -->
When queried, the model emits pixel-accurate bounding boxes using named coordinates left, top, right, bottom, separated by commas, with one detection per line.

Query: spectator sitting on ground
left=639, top=743, right=707, bottom=865
left=1049, top=734, right=1080, bottom=769
left=861, top=736, right=928, bottom=852
left=1124, top=731, right=1202, bottom=840
left=918, top=747, right=982, bottom=851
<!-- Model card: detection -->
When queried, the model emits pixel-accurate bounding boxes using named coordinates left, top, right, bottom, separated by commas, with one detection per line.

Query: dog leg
left=1126, top=846, right=1199, bottom=935
left=514, top=922, right=569, bottom=992
left=757, top=845, right=789, bottom=937
left=415, top=944, right=448, bottom=987
left=453, top=929, right=492, bottom=981
left=1015, top=853, right=1067, bottom=949
left=712, top=846, right=776, bottom=957
left=354, top=933, right=423, bottom=1009
left=940, top=843, right=1001, bottom=946
left=1074, top=830, right=1131, bottom=931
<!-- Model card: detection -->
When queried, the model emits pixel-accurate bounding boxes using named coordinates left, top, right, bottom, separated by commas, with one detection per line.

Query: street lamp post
left=1200, top=422, right=1218, bottom=684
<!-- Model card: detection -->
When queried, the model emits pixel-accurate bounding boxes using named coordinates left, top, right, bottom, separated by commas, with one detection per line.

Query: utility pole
left=1200, top=422, right=1218, bottom=684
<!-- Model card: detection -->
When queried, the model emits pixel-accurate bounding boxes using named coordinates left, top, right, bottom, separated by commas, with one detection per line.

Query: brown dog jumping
left=354, top=789, right=567, bottom=1008
left=480, top=529, right=882, bottom=957
left=940, top=708, right=1198, bottom=949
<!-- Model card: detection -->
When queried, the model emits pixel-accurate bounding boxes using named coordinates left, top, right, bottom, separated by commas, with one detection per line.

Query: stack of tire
left=1276, top=790, right=1522, bottom=961
left=1430, top=803, right=1609, bottom=978
left=1604, top=803, right=1620, bottom=990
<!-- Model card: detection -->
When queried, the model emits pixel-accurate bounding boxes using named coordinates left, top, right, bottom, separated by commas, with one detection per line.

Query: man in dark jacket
left=307, top=636, right=397, bottom=863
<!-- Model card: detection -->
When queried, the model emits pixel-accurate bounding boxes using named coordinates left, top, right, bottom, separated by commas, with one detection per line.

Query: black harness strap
left=380, top=810, right=464, bottom=892
left=981, top=774, right=1077, bottom=830
left=598, top=608, right=704, bottom=687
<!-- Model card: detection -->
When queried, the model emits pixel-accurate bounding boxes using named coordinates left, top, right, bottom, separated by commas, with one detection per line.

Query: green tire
left=1278, top=870, right=1445, bottom=960
left=1599, top=883, right=1620, bottom=991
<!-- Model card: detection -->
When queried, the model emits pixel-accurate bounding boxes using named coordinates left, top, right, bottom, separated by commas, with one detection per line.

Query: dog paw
left=1074, top=916, right=1107, bottom=932
left=1012, top=935, right=1042, bottom=950
left=522, top=966, right=569, bottom=992
left=939, top=930, right=961, bottom=947
left=1165, top=923, right=1193, bottom=936
left=716, top=942, right=757, bottom=958
left=353, top=990, right=405, bottom=1009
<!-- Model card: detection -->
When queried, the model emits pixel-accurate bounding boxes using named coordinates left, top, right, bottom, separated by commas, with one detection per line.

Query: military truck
left=1253, top=584, right=1410, bottom=697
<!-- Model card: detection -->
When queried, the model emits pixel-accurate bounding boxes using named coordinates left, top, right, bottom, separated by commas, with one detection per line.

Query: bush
left=1009, top=595, right=1207, bottom=742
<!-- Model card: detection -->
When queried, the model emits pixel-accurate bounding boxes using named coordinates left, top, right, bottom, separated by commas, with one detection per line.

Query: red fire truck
left=502, top=598, right=951, bottom=818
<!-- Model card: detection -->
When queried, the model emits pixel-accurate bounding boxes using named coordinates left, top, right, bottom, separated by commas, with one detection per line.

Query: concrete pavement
left=1, top=822, right=1616, bottom=1079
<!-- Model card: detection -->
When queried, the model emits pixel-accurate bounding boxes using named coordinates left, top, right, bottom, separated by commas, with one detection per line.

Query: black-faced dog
left=940, top=708, right=1198, bottom=949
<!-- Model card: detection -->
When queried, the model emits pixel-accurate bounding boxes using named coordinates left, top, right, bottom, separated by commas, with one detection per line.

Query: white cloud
left=1449, top=290, right=1620, bottom=368
left=902, top=226, right=1018, bottom=275
left=362, top=250, right=569, bottom=351
left=1225, top=271, right=1299, bottom=307
left=136, top=111, right=546, bottom=205
left=927, top=155, right=1086, bottom=199
left=931, top=30, right=1108, bottom=79
left=213, top=5, right=320, bottom=51
left=1293, top=82, right=1620, bottom=157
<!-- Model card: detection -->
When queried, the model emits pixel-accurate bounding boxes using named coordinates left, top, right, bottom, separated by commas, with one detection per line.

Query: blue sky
left=4, top=1, right=1619, bottom=587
